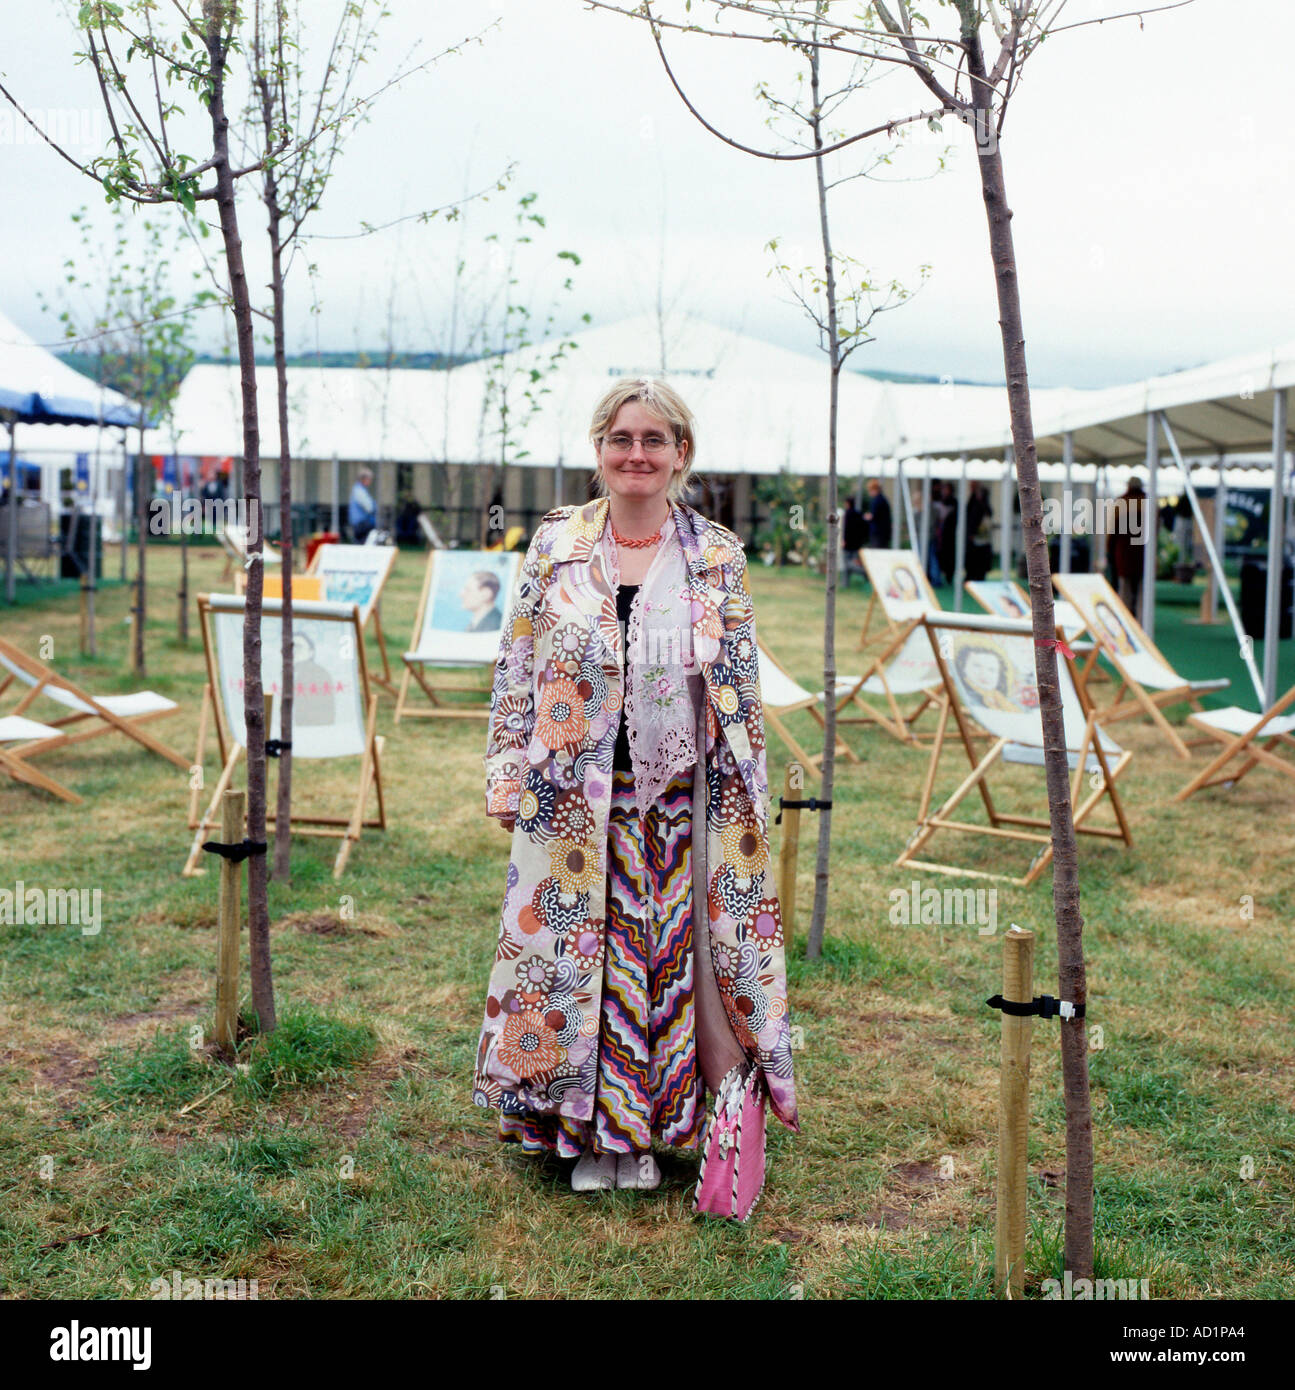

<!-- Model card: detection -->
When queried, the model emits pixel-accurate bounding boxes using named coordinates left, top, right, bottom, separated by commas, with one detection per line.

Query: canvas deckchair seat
left=0, top=714, right=66, bottom=742
left=1115, top=648, right=1229, bottom=694
left=206, top=594, right=369, bottom=759
left=221, top=523, right=281, bottom=563
left=1002, top=735, right=1121, bottom=775
left=1188, top=705, right=1295, bottom=739
left=396, top=548, right=524, bottom=721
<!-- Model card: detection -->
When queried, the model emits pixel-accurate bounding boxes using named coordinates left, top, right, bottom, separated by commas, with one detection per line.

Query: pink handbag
left=693, top=1060, right=768, bottom=1222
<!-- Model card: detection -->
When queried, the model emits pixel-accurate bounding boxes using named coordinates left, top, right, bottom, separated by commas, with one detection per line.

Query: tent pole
left=919, top=458, right=932, bottom=572
left=1264, top=388, right=1289, bottom=709
left=1095, top=462, right=1108, bottom=574
left=554, top=451, right=564, bottom=509
left=999, top=447, right=1012, bottom=580
left=954, top=453, right=968, bottom=612
left=1204, top=453, right=1225, bottom=624
left=330, top=452, right=340, bottom=535
left=898, top=456, right=918, bottom=551
left=5, top=420, right=17, bottom=604
left=1142, top=413, right=1159, bottom=640
left=1060, top=432, right=1074, bottom=574
left=1159, top=414, right=1265, bottom=707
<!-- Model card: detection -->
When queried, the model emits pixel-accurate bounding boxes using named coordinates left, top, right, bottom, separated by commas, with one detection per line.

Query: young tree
left=757, top=0, right=928, bottom=960
left=475, top=191, right=587, bottom=547
left=2, top=0, right=295, bottom=1032
left=244, top=0, right=500, bottom=879
left=582, top=0, right=1197, bottom=1283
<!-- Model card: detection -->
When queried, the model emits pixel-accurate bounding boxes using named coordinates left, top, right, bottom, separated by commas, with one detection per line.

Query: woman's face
left=963, top=648, right=1002, bottom=693
left=595, top=401, right=685, bottom=506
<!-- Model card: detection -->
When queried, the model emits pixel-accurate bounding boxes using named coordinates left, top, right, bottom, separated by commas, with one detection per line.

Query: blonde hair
left=588, top=377, right=697, bottom=504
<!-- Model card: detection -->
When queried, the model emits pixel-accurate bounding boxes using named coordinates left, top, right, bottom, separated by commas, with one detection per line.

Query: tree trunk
left=806, top=33, right=838, bottom=960
left=964, top=23, right=1093, bottom=1280
left=205, top=11, right=276, bottom=1033
left=176, top=432, right=189, bottom=644
left=267, top=193, right=295, bottom=883
left=133, top=418, right=146, bottom=676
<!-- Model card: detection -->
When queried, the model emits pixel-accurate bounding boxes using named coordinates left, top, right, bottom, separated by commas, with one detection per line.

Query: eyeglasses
left=601, top=432, right=677, bottom=456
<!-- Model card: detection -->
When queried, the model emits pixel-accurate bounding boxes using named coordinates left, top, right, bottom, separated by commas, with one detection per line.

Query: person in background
left=348, top=467, right=377, bottom=543
left=965, top=480, right=994, bottom=582
left=863, top=478, right=892, bottom=549
left=1109, top=477, right=1147, bottom=615
left=841, top=495, right=867, bottom=585
left=929, top=481, right=953, bottom=586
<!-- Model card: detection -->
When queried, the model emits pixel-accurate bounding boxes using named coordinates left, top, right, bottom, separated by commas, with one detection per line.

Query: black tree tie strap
left=265, top=739, right=292, bottom=757
left=202, top=839, right=268, bottom=864
left=987, top=993, right=1085, bottom=1021
left=775, top=796, right=833, bottom=825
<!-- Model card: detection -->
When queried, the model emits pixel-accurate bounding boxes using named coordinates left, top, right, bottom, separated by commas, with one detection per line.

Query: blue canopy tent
left=2, top=309, right=148, bottom=601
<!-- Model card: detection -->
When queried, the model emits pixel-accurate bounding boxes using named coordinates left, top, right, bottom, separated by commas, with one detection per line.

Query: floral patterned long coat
left=473, top=497, right=799, bottom=1133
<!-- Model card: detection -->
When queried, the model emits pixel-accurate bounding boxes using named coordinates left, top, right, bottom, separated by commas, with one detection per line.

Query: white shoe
left=571, top=1149, right=617, bottom=1192
left=617, top=1151, right=661, bottom=1190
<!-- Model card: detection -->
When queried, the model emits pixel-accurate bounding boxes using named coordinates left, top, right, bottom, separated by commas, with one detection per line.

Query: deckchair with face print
left=0, top=715, right=83, bottom=803
left=896, top=612, right=1132, bottom=887
left=394, top=548, right=524, bottom=723
left=1174, top=683, right=1295, bottom=801
left=184, top=594, right=385, bottom=880
left=756, top=641, right=861, bottom=772
left=218, top=521, right=282, bottom=592
left=856, top=548, right=940, bottom=653
left=305, top=543, right=399, bottom=697
left=1053, top=572, right=1229, bottom=759
left=0, top=636, right=187, bottom=769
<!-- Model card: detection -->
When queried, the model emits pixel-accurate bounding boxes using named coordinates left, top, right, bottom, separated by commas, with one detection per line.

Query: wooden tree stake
left=995, top=924, right=1034, bottom=1299
left=215, top=787, right=245, bottom=1051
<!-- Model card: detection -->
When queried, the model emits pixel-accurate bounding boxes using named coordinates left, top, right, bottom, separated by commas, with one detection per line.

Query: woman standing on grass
left=473, top=377, right=799, bottom=1203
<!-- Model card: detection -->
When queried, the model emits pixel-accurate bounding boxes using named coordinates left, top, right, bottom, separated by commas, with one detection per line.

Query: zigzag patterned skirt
left=498, top=767, right=704, bottom=1157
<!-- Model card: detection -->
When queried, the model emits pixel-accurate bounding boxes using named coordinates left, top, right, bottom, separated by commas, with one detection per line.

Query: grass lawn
left=2, top=541, right=1292, bottom=1299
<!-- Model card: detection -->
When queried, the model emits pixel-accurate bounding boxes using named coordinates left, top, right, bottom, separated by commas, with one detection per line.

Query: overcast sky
left=2, top=0, right=1290, bottom=389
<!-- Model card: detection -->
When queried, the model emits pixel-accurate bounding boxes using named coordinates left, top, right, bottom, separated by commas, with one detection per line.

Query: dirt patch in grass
left=275, top=909, right=402, bottom=939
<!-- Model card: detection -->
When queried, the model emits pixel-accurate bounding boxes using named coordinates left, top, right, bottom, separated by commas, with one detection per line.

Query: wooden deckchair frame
left=305, top=543, right=399, bottom=698
left=0, top=635, right=187, bottom=769
left=184, top=594, right=386, bottom=880
left=0, top=718, right=83, bottom=803
left=757, top=642, right=860, bottom=772
left=856, top=548, right=941, bottom=654
left=896, top=616, right=1133, bottom=886
left=1174, top=683, right=1295, bottom=800
left=394, top=548, right=516, bottom=723
left=1053, top=573, right=1224, bottom=759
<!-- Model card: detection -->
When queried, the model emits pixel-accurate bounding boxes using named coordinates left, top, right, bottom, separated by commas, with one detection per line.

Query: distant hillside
left=56, top=348, right=476, bottom=378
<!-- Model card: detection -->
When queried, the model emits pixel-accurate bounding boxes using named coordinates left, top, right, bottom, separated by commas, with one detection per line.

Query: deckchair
left=896, top=612, right=1133, bottom=886
left=185, top=594, right=385, bottom=880
left=0, top=716, right=83, bottom=803
left=394, top=548, right=523, bottom=723
left=1053, top=572, right=1229, bottom=758
left=218, top=522, right=282, bottom=592
left=757, top=642, right=861, bottom=772
left=0, top=636, right=187, bottom=769
left=305, top=543, right=399, bottom=697
left=856, top=548, right=940, bottom=654
left=1174, top=683, right=1295, bottom=800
